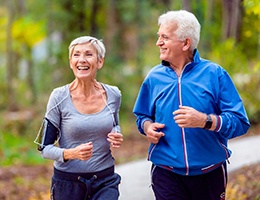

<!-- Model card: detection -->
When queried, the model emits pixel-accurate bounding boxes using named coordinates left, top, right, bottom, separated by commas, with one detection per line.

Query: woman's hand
left=63, top=142, right=93, bottom=161
left=107, top=132, right=123, bottom=148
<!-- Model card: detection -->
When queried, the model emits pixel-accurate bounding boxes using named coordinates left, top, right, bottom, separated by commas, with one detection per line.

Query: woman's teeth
left=77, top=66, right=90, bottom=70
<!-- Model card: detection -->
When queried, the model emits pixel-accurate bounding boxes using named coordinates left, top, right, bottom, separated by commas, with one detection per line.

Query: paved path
left=115, top=135, right=260, bottom=200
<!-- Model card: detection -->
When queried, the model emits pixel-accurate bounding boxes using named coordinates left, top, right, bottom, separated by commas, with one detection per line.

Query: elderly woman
left=35, top=36, right=123, bottom=200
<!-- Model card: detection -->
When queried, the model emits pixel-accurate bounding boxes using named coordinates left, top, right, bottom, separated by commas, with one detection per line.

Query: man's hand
left=143, top=121, right=165, bottom=144
left=173, top=105, right=206, bottom=128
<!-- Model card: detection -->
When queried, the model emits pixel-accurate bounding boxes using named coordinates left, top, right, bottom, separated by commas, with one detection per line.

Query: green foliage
left=0, top=131, right=45, bottom=166
left=0, top=66, right=7, bottom=110
left=0, top=9, right=7, bottom=50
left=207, top=39, right=260, bottom=124
left=236, top=61, right=260, bottom=124
left=241, top=0, right=260, bottom=58
left=243, top=0, right=260, bottom=15
left=116, top=1, right=137, bottom=23
left=207, top=39, right=248, bottom=74
left=12, top=17, right=46, bottom=48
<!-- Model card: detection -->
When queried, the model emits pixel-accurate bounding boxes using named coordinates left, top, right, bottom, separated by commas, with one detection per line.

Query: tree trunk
left=62, top=0, right=87, bottom=41
left=156, top=0, right=171, bottom=7
left=183, top=0, right=191, bottom=11
left=89, top=0, right=99, bottom=35
left=26, top=45, right=37, bottom=104
left=222, top=0, right=243, bottom=42
left=205, top=0, right=214, bottom=23
left=105, top=0, right=118, bottom=54
left=258, top=33, right=260, bottom=59
left=5, top=0, right=18, bottom=111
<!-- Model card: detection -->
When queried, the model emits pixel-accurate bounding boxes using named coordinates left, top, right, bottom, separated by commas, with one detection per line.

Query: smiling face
left=156, top=22, right=186, bottom=64
left=69, top=42, right=104, bottom=80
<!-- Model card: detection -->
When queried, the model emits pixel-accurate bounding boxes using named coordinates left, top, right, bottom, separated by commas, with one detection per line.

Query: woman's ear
left=69, top=59, right=73, bottom=69
left=97, top=58, right=104, bottom=70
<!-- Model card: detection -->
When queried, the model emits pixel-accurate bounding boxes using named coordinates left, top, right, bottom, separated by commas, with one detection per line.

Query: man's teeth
left=78, top=66, right=90, bottom=70
left=160, top=48, right=166, bottom=52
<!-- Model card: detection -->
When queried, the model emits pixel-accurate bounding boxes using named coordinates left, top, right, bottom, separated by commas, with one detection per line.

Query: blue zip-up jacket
left=133, top=49, right=250, bottom=176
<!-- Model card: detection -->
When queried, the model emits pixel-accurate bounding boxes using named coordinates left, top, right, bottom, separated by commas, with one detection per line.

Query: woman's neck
left=69, top=79, right=101, bottom=98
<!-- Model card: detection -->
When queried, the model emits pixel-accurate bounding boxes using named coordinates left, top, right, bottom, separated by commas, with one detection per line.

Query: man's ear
left=183, top=38, right=191, bottom=51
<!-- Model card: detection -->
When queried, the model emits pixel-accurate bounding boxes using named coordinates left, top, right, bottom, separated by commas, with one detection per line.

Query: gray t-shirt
left=41, top=83, right=121, bottom=173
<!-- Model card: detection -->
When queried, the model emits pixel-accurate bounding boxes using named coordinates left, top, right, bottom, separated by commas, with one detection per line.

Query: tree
left=5, top=0, right=17, bottom=111
left=222, top=0, right=243, bottom=42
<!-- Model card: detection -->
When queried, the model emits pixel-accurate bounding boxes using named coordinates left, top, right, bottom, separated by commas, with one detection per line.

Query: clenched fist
left=107, top=132, right=123, bottom=148
left=63, top=142, right=93, bottom=161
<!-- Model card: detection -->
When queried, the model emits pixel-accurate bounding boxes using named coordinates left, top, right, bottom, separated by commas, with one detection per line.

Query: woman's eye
left=73, top=53, right=80, bottom=57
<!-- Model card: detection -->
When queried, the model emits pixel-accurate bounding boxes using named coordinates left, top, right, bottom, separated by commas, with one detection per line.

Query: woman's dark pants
left=51, top=166, right=121, bottom=200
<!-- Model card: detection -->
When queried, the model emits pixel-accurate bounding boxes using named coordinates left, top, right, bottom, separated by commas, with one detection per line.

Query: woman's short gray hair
left=68, top=36, right=106, bottom=60
left=158, top=10, right=201, bottom=52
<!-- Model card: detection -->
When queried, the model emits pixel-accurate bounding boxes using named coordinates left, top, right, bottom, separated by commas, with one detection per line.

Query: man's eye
left=158, top=35, right=169, bottom=41
left=162, top=35, right=168, bottom=40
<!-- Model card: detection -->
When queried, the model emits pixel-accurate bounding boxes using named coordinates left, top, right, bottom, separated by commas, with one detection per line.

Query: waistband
left=155, top=161, right=226, bottom=176
left=53, top=166, right=114, bottom=182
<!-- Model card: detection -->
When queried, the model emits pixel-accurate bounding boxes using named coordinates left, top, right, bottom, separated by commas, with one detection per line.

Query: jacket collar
left=161, top=49, right=200, bottom=67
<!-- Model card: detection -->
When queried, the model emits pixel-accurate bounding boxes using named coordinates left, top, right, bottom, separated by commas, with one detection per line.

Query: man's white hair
left=158, top=10, right=201, bottom=52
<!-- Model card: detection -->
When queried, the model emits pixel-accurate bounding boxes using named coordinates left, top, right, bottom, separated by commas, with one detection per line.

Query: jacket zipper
left=178, top=75, right=189, bottom=175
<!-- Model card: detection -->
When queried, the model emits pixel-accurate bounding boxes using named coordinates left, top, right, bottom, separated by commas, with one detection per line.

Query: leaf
left=11, top=16, right=46, bottom=47
left=244, top=0, right=260, bottom=16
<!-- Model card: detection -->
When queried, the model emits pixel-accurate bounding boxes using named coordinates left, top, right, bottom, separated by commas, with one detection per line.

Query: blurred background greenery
left=0, top=0, right=260, bottom=166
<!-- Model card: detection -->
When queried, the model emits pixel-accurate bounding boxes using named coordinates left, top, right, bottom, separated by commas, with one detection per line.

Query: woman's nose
left=79, top=56, right=87, bottom=63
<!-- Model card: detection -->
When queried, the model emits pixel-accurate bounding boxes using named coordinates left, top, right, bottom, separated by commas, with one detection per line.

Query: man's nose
left=156, top=37, right=163, bottom=46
